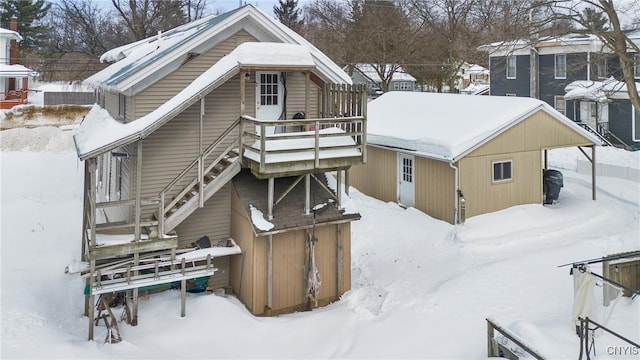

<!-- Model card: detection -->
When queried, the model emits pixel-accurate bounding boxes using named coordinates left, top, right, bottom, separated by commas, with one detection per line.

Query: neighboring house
left=479, top=31, right=640, bottom=149
left=345, top=63, right=416, bottom=93
left=456, top=62, right=490, bottom=90
left=0, top=17, right=36, bottom=109
left=75, top=5, right=366, bottom=341
left=350, top=92, right=601, bottom=225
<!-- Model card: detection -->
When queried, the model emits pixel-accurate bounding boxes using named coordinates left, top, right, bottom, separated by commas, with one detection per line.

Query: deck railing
left=239, top=115, right=366, bottom=176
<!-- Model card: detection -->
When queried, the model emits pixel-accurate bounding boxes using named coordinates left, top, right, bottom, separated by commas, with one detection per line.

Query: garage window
left=492, top=160, right=512, bottom=182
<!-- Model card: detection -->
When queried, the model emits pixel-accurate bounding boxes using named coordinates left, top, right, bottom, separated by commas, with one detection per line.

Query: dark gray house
left=480, top=31, right=640, bottom=149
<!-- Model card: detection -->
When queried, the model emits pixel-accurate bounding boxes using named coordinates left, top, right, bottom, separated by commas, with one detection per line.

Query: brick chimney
left=9, top=16, right=18, bottom=65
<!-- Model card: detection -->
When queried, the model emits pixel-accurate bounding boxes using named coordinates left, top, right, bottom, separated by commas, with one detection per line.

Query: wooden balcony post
left=592, top=145, right=596, bottom=201
left=337, top=170, right=342, bottom=209
left=268, top=177, right=274, bottom=220
left=260, top=125, right=266, bottom=173
left=305, top=174, right=310, bottom=215
left=314, top=120, right=320, bottom=168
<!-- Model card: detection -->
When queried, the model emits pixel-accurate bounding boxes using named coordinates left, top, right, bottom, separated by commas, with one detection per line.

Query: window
left=260, top=73, right=279, bottom=105
left=589, top=102, right=597, bottom=119
left=596, top=56, right=607, bottom=79
left=634, top=105, right=640, bottom=142
left=492, top=160, right=512, bottom=182
left=555, top=54, right=567, bottom=79
left=115, top=157, right=122, bottom=200
left=506, top=56, right=516, bottom=79
left=555, top=96, right=566, bottom=115
left=634, top=54, right=640, bottom=79
left=402, top=156, right=413, bottom=183
left=393, top=82, right=412, bottom=91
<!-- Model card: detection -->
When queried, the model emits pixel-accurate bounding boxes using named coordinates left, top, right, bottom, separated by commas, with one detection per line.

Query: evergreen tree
left=0, top=0, right=51, bottom=51
left=581, top=7, right=609, bottom=31
left=273, top=0, right=304, bottom=34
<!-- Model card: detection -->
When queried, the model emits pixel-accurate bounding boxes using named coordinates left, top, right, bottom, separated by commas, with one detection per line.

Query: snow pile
left=0, top=126, right=76, bottom=152
left=249, top=204, right=274, bottom=231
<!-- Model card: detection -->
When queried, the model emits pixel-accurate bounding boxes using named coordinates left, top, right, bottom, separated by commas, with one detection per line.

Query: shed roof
left=74, top=42, right=316, bottom=160
left=232, top=169, right=360, bottom=235
left=85, top=4, right=351, bottom=94
left=367, top=92, right=601, bottom=162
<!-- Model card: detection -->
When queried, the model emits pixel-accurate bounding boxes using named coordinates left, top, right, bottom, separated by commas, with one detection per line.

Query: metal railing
left=578, top=317, right=640, bottom=360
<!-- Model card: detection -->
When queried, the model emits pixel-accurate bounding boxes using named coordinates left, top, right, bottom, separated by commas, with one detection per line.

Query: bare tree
left=304, top=0, right=352, bottom=64
left=110, top=0, right=187, bottom=41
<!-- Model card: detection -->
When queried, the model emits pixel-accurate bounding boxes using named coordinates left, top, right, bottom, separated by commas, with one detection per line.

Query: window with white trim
left=634, top=54, right=640, bottom=79
left=555, top=96, right=566, bottom=115
left=393, top=81, right=412, bottom=91
left=402, top=156, right=413, bottom=183
left=555, top=54, right=567, bottom=79
left=633, top=105, right=640, bottom=142
left=492, top=160, right=512, bottom=182
left=596, top=56, right=607, bottom=79
left=506, top=56, right=516, bottom=79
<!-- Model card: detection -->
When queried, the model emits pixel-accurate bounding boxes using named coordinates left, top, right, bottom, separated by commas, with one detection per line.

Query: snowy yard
left=1, top=124, right=639, bottom=359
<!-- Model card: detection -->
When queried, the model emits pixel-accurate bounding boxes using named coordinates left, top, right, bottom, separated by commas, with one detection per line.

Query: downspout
left=449, top=161, right=459, bottom=225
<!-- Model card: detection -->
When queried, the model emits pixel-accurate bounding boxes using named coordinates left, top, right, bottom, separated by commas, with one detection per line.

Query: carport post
left=592, top=145, right=596, bottom=201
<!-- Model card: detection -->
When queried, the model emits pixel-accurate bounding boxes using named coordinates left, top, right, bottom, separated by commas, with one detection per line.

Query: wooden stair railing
left=159, top=120, right=241, bottom=234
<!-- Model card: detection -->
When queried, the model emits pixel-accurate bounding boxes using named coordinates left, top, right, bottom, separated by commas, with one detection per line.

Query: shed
left=350, top=92, right=602, bottom=224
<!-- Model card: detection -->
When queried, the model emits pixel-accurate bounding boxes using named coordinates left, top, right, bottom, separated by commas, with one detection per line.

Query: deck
left=239, top=115, right=366, bottom=179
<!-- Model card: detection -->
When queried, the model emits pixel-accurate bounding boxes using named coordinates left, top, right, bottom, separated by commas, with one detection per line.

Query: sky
left=0, top=98, right=638, bottom=359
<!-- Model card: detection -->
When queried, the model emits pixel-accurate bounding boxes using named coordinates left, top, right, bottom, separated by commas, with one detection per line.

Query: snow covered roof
left=367, top=92, right=601, bottom=161
left=75, top=42, right=316, bottom=160
left=0, top=64, right=37, bottom=77
left=564, top=78, right=639, bottom=102
left=350, top=64, right=416, bottom=83
left=460, top=83, right=490, bottom=95
left=479, top=31, right=640, bottom=56
left=0, top=27, right=21, bottom=41
left=85, top=5, right=351, bottom=95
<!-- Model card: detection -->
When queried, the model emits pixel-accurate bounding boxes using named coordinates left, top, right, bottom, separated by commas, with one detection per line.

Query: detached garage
left=350, top=92, right=602, bottom=224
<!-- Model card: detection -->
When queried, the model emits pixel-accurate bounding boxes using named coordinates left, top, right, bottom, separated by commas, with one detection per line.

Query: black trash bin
left=543, top=169, right=563, bottom=204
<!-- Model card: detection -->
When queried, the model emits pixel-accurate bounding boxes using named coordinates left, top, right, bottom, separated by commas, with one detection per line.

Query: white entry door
left=256, top=72, right=284, bottom=136
left=398, top=153, right=415, bottom=207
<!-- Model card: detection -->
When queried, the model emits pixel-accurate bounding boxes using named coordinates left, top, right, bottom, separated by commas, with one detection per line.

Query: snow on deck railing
left=486, top=318, right=545, bottom=360
left=239, top=115, right=366, bottom=173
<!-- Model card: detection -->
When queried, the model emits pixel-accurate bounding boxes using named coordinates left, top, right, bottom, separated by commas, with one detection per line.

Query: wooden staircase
left=158, top=119, right=242, bottom=235
left=161, top=149, right=240, bottom=233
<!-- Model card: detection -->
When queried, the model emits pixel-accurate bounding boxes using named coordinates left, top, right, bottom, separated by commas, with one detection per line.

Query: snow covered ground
left=1, top=124, right=639, bottom=359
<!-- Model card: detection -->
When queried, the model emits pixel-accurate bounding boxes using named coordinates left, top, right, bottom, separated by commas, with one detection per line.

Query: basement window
left=492, top=160, right=512, bottom=183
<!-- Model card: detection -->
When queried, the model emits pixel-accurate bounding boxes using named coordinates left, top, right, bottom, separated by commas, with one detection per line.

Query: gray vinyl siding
left=104, top=90, right=120, bottom=120
left=608, top=99, right=640, bottom=146
left=539, top=53, right=587, bottom=121
left=134, top=30, right=258, bottom=118
left=489, top=55, right=530, bottom=97
left=174, top=183, right=231, bottom=248
left=285, top=72, right=320, bottom=119
left=138, top=74, right=245, bottom=243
